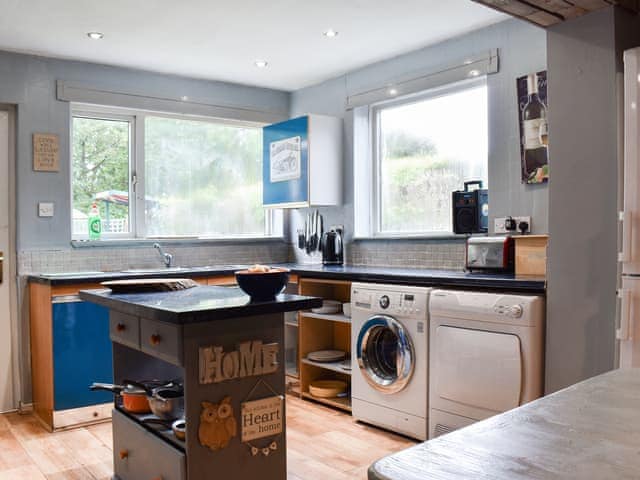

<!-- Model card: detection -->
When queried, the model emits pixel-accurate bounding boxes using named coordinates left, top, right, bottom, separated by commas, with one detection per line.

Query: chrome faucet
left=153, top=243, right=173, bottom=268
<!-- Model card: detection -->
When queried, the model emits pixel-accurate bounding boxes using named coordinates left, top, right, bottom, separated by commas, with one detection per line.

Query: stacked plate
left=307, top=350, right=346, bottom=363
left=311, top=300, right=342, bottom=314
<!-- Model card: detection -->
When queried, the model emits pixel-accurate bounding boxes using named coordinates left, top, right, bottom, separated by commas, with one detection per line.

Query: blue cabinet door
left=263, top=116, right=309, bottom=206
left=52, top=300, right=113, bottom=410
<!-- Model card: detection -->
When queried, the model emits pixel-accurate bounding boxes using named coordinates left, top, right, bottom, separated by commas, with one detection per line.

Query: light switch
left=38, top=202, right=54, bottom=217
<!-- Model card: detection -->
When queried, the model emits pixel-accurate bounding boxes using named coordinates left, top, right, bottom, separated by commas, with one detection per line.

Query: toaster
left=466, top=236, right=514, bottom=272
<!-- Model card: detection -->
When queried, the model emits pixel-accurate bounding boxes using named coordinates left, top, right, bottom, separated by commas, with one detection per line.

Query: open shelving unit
left=284, top=282, right=302, bottom=381
left=298, top=278, right=352, bottom=412
left=115, top=405, right=185, bottom=452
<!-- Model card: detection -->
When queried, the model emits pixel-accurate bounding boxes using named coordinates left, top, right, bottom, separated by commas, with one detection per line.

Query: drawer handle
left=150, top=334, right=162, bottom=346
left=116, top=323, right=126, bottom=332
left=119, top=449, right=129, bottom=460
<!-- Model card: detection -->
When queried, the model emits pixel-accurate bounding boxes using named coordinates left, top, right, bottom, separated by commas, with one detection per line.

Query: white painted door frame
left=0, top=106, right=18, bottom=412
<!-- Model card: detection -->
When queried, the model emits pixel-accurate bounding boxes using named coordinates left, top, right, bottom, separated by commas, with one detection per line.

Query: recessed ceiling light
left=388, top=88, right=398, bottom=96
left=323, top=29, right=339, bottom=38
left=87, top=32, right=104, bottom=40
left=468, top=69, right=481, bottom=77
left=254, top=60, right=268, bottom=68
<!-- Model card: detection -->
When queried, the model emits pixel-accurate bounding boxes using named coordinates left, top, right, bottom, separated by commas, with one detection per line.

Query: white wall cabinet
left=262, top=114, right=342, bottom=208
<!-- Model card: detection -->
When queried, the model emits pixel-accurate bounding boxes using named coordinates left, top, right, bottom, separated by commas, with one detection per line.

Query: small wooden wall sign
left=241, top=396, right=283, bottom=442
left=33, top=133, right=60, bottom=172
left=199, top=340, right=279, bottom=384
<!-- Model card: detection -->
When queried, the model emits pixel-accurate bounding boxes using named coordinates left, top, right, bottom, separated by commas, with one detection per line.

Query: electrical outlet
left=494, top=216, right=531, bottom=234
left=38, top=202, right=54, bottom=217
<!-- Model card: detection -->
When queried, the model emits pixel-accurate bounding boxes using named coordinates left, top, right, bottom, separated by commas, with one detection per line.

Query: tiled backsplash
left=18, top=239, right=466, bottom=275
left=18, top=242, right=290, bottom=274
left=346, top=239, right=466, bottom=270
left=291, top=239, right=466, bottom=270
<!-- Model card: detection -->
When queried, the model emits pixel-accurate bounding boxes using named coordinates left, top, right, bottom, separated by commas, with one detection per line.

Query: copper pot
left=90, top=382, right=151, bottom=414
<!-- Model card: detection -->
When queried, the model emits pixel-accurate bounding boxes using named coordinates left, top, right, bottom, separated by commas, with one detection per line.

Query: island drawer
left=140, top=318, right=183, bottom=366
left=113, top=409, right=186, bottom=480
left=110, top=312, right=140, bottom=349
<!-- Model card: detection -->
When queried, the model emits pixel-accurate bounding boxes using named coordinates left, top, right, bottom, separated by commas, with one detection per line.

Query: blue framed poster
left=263, top=116, right=309, bottom=207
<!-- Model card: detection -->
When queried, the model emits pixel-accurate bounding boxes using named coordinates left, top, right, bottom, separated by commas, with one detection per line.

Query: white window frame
left=70, top=104, right=282, bottom=241
left=71, top=109, right=137, bottom=240
left=368, top=77, right=488, bottom=237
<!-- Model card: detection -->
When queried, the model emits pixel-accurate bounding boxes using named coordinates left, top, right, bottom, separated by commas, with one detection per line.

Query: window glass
left=144, top=116, right=265, bottom=237
left=71, top=117, right=130, bottom=236
left=376, top=83, right=488, bottom=234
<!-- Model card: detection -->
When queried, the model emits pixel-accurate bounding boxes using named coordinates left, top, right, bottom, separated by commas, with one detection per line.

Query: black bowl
left=235, top=268, right=290, bottom=302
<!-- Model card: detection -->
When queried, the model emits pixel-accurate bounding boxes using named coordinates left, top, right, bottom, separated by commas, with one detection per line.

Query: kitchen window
left=369, top=79, right=488, bottom=236
left=71, top=106, right=281, bottom=240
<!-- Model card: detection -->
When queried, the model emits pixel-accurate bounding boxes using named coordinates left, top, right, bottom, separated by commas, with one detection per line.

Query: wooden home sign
left=241, top=396, right=283, bottom=442
left=33, top=133, right=60, bottom=172
left=199, top=340, right=279, bottom=384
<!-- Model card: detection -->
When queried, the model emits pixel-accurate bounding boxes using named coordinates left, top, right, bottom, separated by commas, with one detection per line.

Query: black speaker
left=452, top=181, right=488, bottom=234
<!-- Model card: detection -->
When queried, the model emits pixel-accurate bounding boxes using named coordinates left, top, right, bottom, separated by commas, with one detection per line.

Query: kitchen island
left=80, top=285, right=321, bottom=480
left=369, top=368, right=640, bottom=480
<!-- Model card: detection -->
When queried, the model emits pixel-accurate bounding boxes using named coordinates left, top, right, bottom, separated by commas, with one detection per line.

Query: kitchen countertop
left=29, top=263, right=545, bottom=293
left=369, top=368, right=640, bottom=480
left=79, top=285, right=321, bottom=324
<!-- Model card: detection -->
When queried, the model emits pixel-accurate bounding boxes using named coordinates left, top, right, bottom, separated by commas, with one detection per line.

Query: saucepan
left=90, top=381, right=151, bottom=414
left=125, top=380, right=184, bottom=420
left=90, top=379, right=184, bottom=420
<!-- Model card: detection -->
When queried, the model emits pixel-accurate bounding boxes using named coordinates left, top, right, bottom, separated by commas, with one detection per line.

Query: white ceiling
left=0, top=0, right=507, bottom=91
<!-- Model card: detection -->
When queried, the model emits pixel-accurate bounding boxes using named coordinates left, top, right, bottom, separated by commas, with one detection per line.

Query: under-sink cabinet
left=30, top=281, right=113, bottom=431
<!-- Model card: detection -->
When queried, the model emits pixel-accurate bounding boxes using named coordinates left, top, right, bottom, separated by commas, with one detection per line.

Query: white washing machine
left=428, top=289, right=545, bottom=439
left=351, top=283, right=431, bottom=440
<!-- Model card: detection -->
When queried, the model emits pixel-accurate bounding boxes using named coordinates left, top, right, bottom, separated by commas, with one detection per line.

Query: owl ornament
left=198, top=396, right=237, bottom=452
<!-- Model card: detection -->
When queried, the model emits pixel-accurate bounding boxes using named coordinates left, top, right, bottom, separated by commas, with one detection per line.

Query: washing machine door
left=356, top=315, right=414, bottom=394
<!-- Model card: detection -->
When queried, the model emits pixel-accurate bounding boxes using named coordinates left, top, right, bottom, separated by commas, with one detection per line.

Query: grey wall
left=545, top=7, right=640, bottom=393
left=288, top=18, right=548, bottom=261
left=0, top=50, right=290, bottom=251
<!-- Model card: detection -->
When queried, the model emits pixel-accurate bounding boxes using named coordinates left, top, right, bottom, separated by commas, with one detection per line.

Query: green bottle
left=88, top=202, right=102, bottom=240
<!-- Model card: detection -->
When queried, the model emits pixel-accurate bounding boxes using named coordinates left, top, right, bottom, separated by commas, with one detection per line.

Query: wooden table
left=370, top=368, right=640, bottom=480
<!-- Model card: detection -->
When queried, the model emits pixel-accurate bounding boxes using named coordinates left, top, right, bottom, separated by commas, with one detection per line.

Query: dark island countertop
left=369, top=368, right=640, bottom=480
left=79, top=285, right=322, bottom=324
left=30, top=263, right=545, bottom=293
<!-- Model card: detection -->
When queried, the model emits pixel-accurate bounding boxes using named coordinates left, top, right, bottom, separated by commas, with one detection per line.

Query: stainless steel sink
left=120, top=267, right=193, bottom=274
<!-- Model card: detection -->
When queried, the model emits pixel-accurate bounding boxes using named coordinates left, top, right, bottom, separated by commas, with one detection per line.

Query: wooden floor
left=0, top=396, right=416, bottom=479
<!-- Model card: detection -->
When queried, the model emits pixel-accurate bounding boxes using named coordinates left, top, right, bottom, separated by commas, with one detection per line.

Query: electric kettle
left=321, top=228, right=344, bottom=265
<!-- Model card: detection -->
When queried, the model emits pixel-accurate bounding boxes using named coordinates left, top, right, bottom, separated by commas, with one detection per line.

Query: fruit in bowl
left=235, top=265, right=290, bottom=301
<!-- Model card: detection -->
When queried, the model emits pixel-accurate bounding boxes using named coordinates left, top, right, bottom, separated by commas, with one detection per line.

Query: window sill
left=71, top=236, right=287, bottom=248
left=352, top=233, right=484, bottom=242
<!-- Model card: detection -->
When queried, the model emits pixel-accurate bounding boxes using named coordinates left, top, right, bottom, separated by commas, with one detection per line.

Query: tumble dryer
left=428, top=289, right=545, bottom=438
